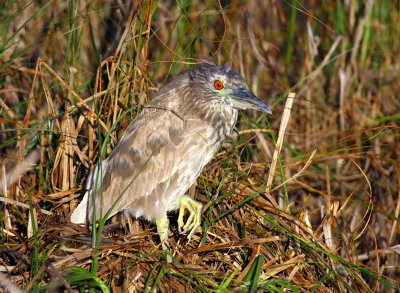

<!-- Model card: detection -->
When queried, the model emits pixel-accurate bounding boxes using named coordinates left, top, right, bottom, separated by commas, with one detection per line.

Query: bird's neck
left=196, top=103, right=238, bottom=141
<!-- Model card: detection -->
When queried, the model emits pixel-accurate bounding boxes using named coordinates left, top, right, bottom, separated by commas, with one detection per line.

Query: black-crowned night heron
left=71, top=61, right=271, bottom=250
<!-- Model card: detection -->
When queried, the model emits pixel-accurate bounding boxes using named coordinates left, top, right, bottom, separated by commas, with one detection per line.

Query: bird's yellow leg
left=177, top=195, right=203, bottom=241
left=155, top=217, right=170, bottom=250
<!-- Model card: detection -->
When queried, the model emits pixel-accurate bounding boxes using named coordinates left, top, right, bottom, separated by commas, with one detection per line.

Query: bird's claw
left=177, top=195, right=203, bottom=242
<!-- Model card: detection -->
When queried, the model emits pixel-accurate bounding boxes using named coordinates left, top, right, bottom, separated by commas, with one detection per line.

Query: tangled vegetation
left=0, top=0, right=399, bottom=291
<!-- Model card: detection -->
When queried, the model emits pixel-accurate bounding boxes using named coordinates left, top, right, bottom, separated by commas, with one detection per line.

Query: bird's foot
left=156, top=217, right=170, bottom=250
left=177, top=195, right=203, bottom=242
left=156, top=217, right=172, bottom=262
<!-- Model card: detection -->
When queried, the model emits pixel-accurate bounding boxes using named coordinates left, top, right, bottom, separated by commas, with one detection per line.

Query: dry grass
left=0, top=0, right=399, bottom=292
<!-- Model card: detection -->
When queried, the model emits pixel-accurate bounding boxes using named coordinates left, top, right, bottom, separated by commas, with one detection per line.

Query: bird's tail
left=70, top=191, right=90, bottom=224
left=70, top=163, right=103, bottom=224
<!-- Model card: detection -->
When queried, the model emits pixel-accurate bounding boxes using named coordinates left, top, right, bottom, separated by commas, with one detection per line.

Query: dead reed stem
left=265, top=92, right=296, bottom=207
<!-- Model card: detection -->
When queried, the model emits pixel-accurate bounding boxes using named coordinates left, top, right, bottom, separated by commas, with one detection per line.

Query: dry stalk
left=389, top=166, right=400, bottom=245
left=0, top=197, right=52, bottom=216
left=265, top=92, right=296, bottom=207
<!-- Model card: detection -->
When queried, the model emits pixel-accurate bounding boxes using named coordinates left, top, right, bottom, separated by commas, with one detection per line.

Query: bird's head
left=189, top=61, right=272, bottom=114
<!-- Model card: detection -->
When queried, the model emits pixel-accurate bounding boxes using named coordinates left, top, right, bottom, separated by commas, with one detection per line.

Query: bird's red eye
left=214, top=80, right=224, bottom=90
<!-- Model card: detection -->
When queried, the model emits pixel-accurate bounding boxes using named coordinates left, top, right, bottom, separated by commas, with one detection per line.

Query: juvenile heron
left=71, top=61, right=271, bottom=250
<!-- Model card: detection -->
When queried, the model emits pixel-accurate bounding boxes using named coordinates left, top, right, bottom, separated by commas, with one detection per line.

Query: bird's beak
left=229, top=88, right=272, bottom=114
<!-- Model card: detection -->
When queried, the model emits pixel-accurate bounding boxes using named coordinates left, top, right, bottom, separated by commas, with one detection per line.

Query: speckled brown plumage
left=71, top=61, right=271, bottom=250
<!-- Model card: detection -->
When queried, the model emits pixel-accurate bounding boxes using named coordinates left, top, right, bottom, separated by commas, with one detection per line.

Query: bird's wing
left=72, top=96, right=208, bottom=224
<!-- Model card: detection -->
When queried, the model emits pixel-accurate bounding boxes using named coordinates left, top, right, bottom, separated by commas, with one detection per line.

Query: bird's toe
left=177, top=195, right=203, bottom=241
